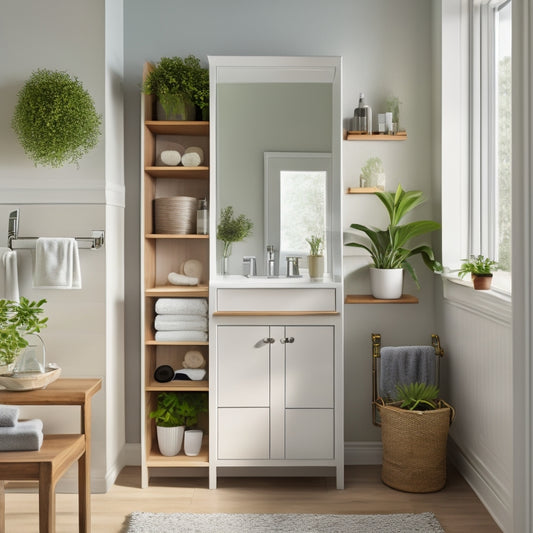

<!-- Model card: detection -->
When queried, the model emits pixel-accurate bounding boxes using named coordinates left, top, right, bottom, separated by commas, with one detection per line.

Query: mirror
left=210, top=56, right=342, bottom=279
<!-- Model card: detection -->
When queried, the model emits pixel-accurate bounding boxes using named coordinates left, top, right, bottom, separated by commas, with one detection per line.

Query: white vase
left=184, top=429, right=203, bottom=456
left=308, top=255, right=324, bottom=280
left=369, top=267, right=403, bottom=299
left=156, top=425, right=185, bottom=456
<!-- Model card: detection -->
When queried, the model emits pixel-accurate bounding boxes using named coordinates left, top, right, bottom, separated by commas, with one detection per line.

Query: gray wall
left=124, top=0, right=435, bottom=444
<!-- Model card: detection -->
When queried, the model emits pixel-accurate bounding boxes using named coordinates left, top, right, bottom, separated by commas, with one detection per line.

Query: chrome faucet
left=266, top=245, right=276, bottom=277
left=286, top=256, right=302, bottom=278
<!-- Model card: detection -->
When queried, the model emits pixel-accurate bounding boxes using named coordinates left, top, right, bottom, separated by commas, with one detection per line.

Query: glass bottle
left=196, top=198, right=208, bottom=235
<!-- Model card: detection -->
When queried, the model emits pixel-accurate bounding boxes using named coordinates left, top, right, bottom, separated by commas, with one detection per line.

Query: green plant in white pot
left=345, top=184, right=442, bottom=299
left=306, top=235, right=324, bottom=280
left=360, top=157, right=385, bottom=190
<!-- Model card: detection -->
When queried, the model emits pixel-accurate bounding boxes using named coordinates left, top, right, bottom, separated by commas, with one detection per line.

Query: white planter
left=308, top=255, right=324, bottom=280
left=184, top=429, right=203, bottom=456
left=369, top=268, right=403, bottom=299
left=156, top=425, right=185, bottom=456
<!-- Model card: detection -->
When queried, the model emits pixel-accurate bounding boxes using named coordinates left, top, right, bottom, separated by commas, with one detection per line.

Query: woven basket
left=377, top=399, right=455, bottom=493
left=154, top=196, right=197, bottom=234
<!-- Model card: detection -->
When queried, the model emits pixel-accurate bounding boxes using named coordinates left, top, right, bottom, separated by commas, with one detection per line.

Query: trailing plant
left=149, top=391, right=208, bottom=428
left=0, top=298, right=48, bottom=366
left=345, top=184, right=442, bottom=287
left=395, top=382, right=439, bottom=411
left=12, top=69, right=101, bottom=167
left=143, top=55, right=208, bottom=116
left=216, top=206, right=254, bottom=258
left=306, top=235, right=323, bottom=256
left=458, top=255, right=498, bottom=278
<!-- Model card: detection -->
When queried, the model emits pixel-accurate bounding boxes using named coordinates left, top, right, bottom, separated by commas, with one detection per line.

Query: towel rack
left=7, top=209, right=105, bottom=250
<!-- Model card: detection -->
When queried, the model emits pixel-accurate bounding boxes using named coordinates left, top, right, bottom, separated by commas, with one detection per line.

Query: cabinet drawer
left=216, top=288, right=336, bottom=312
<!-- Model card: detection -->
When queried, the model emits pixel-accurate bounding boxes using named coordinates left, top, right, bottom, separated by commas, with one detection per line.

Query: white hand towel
left=155, top=298, right=207, bottom=315
left=154, top=315, right=207, bottom=331
left=0, top=247, right=20, bottom=302
left=155, top=330, right=208, bottom=342
left=33, top=237, right=82, bottom=289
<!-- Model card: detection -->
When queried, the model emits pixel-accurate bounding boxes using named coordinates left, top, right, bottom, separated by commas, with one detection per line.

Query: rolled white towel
left=181, top=146, right=204, bottom=167
left=160, top=150, right=181, bottom=166
left=174, top=368, right=206, bottom=381
left=168, top=272, right=199, bottom=286
left=0, top=419, right=43, bottom=451
left=183, top=350, right=206, bottom=369
left=0, top=405, right=19, bottom=427
left=155, top=298, right=207, bottom=315
left=154, top=315, right=207, bottom=331
left=155, top=330, right=208, bottom=342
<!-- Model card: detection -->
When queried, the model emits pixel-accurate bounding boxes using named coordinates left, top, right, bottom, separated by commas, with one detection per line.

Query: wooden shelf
left=145, top=380, right=209, bottom=391
left=147, top=440, right=209, bottom=467
left=145, top=234, right=209, bottom=240
left=346, top=187, right=383, bottom=194
left=145, top=284, right=209, bottom=298
left=345, top=131, right=407, bottom=141
left=144, top=166, right=209, bottom=179
left=345, top=294, right=419, bottom=304
left=145, top=120, right=209, bottom=136
left=145, top=340, right=209, bottom=346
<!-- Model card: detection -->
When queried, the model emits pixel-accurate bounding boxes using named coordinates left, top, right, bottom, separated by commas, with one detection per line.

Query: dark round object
left=154, top=365, right=175, bottom=383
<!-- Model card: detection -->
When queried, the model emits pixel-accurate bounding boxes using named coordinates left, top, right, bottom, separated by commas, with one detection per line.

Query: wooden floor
left=3, top=465, right=501, bottom=532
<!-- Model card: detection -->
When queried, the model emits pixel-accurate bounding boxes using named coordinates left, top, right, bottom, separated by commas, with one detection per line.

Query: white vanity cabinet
left=216, top=325, right=334, bottom=461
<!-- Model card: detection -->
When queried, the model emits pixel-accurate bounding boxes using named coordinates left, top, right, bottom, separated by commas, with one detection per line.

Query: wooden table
left=0, top=378, right=102, bottom=533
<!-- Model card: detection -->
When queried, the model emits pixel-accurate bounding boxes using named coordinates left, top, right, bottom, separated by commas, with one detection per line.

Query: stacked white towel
left=154, top=298, right=208, bottom=342
left=0, top=404, right=43, bottom=451
left=0, top=247, right=20, bottom=302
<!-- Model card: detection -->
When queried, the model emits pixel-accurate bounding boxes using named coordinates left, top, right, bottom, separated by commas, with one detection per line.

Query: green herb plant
left=458, top=255, right=498, bottom=278
left=143, top=55, right=208, bottom=118
left=149, top=391, right=208, bottom=428
left=345, top=184, right=442, bottom=288
left=306, top=235, right=324, bottom=256
left=12, top=69, right=101, bottom=168
left=216, top=206, right=254, bottom=258
left=386, top=96, right=401, bottom=125
left=0, top=298, right=48, bottom=366
left=395, top=382, right=439, bottom=411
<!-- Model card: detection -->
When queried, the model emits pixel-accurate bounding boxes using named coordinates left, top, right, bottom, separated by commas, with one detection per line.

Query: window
left=471, top=0, right=512, bottom=292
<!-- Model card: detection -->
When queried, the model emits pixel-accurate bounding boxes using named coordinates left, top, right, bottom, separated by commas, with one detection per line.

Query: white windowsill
left=440, top=273, right=512, bottom=326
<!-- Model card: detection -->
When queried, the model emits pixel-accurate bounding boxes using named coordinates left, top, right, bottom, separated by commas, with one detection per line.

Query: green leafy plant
left=395, top=382, right=439, bottom=411
left=149, top=391, right=208, bottom=428
left=386, top=95, right=401, bottom=125
left=12, top=69, right=101, bottom=168
left=360, top=157, right=384, bottom=181
left=458, top=255, right=498, bottom=278
left=143, top=55, right=208, bottom=117
left=216, top=206, right=254, bottom=258
left=345, top=184, right=442, bottom=287
left=0, top=298, right=48, bottom=366
left=306, top=235, right=323, bottom=256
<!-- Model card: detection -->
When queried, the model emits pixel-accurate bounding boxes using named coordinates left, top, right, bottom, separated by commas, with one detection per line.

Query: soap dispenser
left=353, top=92, right=373, bottom=134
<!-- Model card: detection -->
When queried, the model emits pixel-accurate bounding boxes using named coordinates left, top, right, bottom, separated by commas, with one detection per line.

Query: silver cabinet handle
left=263, top=337, right=275, bottom=344
left=280, top=337, right=295, bottom=344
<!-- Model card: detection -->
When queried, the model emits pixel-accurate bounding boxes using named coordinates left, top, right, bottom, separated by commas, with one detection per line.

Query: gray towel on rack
left=379, top=345, right=436, bottom=400
left=0, top=405, right=19, bottom=427
left=0, top=419, right=43, bottom=451
left=0, top=247, right=20, bottom=302
left=32, top=237, right=81, bottom=289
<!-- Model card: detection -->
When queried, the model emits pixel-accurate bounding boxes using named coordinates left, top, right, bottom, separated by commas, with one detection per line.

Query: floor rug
left=123, top=511, right=445, bottom=533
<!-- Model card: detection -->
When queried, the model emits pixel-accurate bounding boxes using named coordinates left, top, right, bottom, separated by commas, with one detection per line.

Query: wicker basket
left=154, top=196, right=197, bottom=234
left=377, top=399, right=455, bottom=493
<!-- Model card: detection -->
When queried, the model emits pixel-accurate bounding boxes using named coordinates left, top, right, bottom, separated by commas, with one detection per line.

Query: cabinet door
left=217, top=325, right=270, bottom=407
left=285, top=326, right=334, bottom=408
left=285, top=409, right=334, bottom=459
left=218, top=408, right=270, bottom=459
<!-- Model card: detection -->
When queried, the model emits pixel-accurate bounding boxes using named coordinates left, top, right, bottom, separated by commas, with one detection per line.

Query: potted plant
left=360, top=157, right=385, bottom=190
left=149, top=391, right=208, bottom=457
left=142, top=55, right=208, bottom=121
left=385, top=95, right=401, bottom=132
left=345, top=184, right=442, bottom=299
left=11, top=69, right=101, bottom=168
left=377, top=382, right=455, bottom=493
left=458, top=254, right=497, bottom=290
left=216, top=206, right=254, bottom=275
left=306, top=235, right=324, bottom=280
left=0, top=298, right=48, bottom=373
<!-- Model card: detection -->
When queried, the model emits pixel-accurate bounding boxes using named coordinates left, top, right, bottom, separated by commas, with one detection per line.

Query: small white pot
left=156, top=425, right=185, bottom=457
left=369, top=268, right=403, bottom=299
left=308, top=255, right=324, bottom=280
left=184, top=429, right=203, bottom=456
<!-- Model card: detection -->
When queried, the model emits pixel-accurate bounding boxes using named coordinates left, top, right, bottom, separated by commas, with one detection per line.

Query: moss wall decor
left=11, top=69, right=102, bottom=168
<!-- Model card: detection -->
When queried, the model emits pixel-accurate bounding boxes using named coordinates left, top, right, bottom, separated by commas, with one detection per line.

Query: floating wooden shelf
left=345, top=131, right=407, bottom=141
left=345, top=294, right=419, bottom=304
left=346, top=187, right=383, bottom=194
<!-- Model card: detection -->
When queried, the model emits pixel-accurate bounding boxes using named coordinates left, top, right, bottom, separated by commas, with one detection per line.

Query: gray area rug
left=123, top=511, right=445, bottom=532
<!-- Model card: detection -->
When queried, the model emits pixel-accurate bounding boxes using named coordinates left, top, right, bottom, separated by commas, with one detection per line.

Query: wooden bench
left=0, top=434, right=86, bottom=533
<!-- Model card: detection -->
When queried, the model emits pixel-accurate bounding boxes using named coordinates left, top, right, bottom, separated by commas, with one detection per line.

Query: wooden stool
left=0, top=434, right=86, bottom=533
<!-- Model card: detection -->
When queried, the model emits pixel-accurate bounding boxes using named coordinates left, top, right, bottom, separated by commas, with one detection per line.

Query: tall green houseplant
left=216, top=206, right=254, bottom=272
left=12, top=69, right=101, bottom=167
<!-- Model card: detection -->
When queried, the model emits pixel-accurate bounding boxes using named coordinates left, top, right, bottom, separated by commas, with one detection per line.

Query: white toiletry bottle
left=196, top=198, right=208, bottom=235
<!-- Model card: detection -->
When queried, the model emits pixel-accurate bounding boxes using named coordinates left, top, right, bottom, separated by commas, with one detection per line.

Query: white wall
left=0, top=0, right=125, bottom=493
left=124, top=0, right=436, bottom=450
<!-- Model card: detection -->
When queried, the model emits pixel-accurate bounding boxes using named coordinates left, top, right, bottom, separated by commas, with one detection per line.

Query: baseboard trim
left=344, top=441, right=382, bottom=465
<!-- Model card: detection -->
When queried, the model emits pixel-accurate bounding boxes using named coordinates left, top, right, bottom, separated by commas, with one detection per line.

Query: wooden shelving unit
left=346, top=187, right=383, bottom=194
left=345, top=294, right=419, bottom=304
left=141, top=62, right=210, bottom=487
